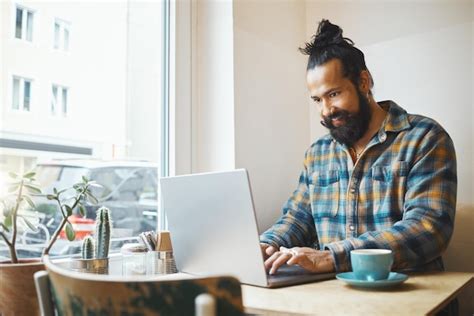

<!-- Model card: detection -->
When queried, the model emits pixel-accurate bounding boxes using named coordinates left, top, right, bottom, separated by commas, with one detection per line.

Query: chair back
left=37, top=256, right=243, bottom=316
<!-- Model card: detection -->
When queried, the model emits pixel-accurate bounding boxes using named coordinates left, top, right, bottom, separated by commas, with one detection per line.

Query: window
left=51, top=85, right=68, bottom=116
left=15, top=6, right=34, bottom=41
left=1, top=2, right=170, bottom=260
left=54, top=19, right=70, bottom=51
left=12, top=76, right=32, bottom=111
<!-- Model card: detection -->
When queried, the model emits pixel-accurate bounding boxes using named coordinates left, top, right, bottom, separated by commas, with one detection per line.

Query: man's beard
left=321, top=90, right=372, bottom=148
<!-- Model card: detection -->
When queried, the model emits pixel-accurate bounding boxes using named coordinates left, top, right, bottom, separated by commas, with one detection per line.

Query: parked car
left=28, top=159, right=159, bottom=255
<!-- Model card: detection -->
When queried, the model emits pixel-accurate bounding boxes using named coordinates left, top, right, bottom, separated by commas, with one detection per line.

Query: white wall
left=192, top=0, right=309, bottom=232
left=232, top=0, right=310, bottom=232
left=194, top=0, right=235, bottom=172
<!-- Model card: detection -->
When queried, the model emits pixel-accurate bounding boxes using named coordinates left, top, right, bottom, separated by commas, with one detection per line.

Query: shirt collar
left=378, top=100, right=411, bottom=133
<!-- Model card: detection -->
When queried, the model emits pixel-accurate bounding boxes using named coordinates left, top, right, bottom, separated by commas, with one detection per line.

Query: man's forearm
left=260, top=207, right=317, bottom=249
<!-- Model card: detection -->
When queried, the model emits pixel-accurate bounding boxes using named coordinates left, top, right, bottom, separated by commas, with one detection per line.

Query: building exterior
left=0, top=0, right=162, bottom=193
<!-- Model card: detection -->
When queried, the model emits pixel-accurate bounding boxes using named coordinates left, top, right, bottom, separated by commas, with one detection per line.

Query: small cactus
left=81, top=236, right=95, bottom=259
left=95, top=207, right=112, bottom=259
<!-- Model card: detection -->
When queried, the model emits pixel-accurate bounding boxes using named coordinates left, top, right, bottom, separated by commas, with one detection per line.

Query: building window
left=15, top=6, right=34, bottom=41
left=51, top=85, right=68, bottom=116
left=54, top=19, right=70, bottom=51
left=12, top=77, right=32, bottom=111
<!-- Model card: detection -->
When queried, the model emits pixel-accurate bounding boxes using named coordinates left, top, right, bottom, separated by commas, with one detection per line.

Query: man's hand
left=260, top=243, right=278, bottom=260
left=264, top=246, right=335, bottom=275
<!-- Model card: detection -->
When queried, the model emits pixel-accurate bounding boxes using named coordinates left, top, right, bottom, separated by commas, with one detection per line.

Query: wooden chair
left=34, top=256, right=244, bottom=316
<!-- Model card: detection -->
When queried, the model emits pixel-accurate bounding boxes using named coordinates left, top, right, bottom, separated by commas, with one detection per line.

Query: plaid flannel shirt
left=260, top=101, right=457, bottom=272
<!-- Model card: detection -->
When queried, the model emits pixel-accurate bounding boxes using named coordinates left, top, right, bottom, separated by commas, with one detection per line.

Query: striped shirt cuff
left=259, top=233, right=284, bottom=250
left=325, top=240, right=355, bottom=272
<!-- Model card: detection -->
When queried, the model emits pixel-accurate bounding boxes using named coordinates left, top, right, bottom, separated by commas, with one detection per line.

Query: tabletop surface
left=241, top=271, right=474, bottom=315
left=56, top=256, right=473, bottom=315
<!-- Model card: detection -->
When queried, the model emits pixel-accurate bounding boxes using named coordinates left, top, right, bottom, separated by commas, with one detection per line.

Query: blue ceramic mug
left=350, top=249, right=393, bottom=281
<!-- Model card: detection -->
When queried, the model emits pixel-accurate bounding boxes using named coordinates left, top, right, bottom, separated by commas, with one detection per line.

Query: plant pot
left=0, top=259, right=45, bottom=315
left=69, top=258, right=109, bottom=274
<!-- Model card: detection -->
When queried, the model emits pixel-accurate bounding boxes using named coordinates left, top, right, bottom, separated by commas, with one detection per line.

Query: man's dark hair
left=299, top=19, right=373, bottom=90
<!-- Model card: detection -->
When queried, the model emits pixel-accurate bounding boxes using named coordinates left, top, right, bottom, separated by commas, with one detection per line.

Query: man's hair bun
left=298, top=19, right=373, bottom=92
left=300, top=19, right=354, bottom=55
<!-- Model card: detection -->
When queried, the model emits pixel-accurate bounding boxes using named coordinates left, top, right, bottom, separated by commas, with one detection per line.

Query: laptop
left=159, top=169, right=335, bottom=288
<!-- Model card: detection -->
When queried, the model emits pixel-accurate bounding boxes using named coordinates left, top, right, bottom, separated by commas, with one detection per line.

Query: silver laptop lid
left=160, top=169, right=268, bottom=287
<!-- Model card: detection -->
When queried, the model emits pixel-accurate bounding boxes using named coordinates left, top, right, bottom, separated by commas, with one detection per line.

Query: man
left=260, top=20, right=457, bottom=276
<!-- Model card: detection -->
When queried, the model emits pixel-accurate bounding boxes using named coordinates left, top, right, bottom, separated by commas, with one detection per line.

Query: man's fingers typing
left=268, top=252, right=292, bottom=275
left=265, top=246, right=277, bottom=256
left=264, top=251, right=280, bottom=270
left=263, top=246, right=298, bottom=274
left=287, top=253, right=301, bottom=265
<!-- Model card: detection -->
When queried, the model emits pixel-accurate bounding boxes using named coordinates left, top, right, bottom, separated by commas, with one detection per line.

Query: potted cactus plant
left=0, top=170, right=101, bottom=315
left=70, top=207, right=112, bottom=274
left=81, top=235, right=95, bottom=259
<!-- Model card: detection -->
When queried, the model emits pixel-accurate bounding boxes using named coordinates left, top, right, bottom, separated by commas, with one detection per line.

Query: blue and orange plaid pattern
left=260, top=101, right=457, bottom=272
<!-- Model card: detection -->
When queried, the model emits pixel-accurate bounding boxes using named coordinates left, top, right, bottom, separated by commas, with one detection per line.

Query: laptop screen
left=160, top=169, right=269, bottom=287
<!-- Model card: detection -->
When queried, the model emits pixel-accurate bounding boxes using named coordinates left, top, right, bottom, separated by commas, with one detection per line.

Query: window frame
left=53, top=18, right=71, bottom=51
left=11, top=75, right=33, bottom=112
left=14, top=4, right=35, bottom=42
left=51, top=84, right=69, bottom=117
left=158, top=0, right=195, bottom=230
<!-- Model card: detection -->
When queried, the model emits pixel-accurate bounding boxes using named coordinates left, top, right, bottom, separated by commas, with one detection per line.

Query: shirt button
left=380, top=134, right=387, bottom=142
left=349, top=225, right=355, bottom=231
left=350, top=188, right=356, bottom=194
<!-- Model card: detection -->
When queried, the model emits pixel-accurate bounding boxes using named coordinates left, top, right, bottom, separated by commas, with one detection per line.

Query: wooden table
left=242, top=272, right=473, bottom=315
left=57, top=257, right=472, bottom=315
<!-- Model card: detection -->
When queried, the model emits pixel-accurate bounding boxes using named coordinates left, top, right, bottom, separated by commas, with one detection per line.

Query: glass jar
left=147, top=251, right=178, bottom=275
left=121, top=243, right=148, bottom=276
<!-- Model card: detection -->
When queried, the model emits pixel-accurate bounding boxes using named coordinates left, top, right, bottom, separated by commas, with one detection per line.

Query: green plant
left=95, top=207, right=112, bottom=259
left=0, top=171, right=102, bottom=263
left=0, top=171, right=41, bottom=263
left=81, top=236, right=95, bottom=259
left=42, top=176, right=101, bottom=256
left=79, top=207, right=112, bottom=260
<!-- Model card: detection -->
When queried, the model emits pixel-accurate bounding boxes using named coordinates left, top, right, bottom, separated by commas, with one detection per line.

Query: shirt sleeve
left=325, top=129, right=457, bottom=272
left=259, top=151, right=317, bottom=249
